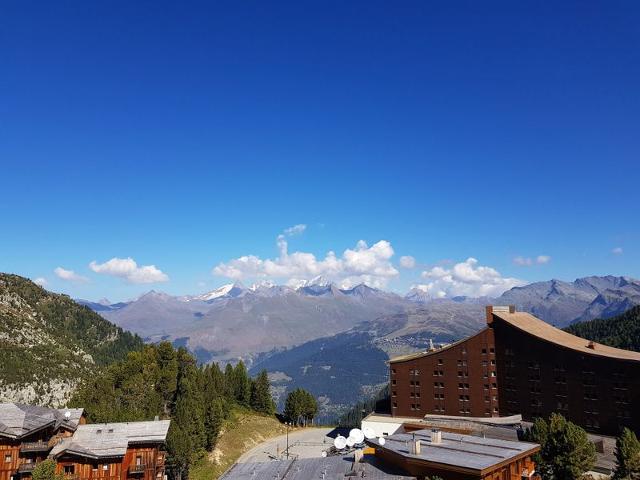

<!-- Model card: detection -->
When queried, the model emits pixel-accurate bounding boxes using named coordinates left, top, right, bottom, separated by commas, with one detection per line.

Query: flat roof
left=363, top=413, right=522, bottom=426
left=492, top=310, right=640, bottom=362
left=221, top=455, right=413, bottom=479
left=369, top=429, right=539, bottom=473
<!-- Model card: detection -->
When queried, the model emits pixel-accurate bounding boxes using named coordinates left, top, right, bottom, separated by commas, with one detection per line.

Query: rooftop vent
left=431, top=429, right=442, bottom=445
left=587, top=341, right=596, bottom=350
left=108, top=429, right=114, bottom=433
left=96, top=429, right=102, bottom=434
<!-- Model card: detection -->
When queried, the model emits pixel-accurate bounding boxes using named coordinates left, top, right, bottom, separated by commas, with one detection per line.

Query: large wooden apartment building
left=390, top=306, right=640, bottom=435
left=0, top=404, right=169, bottom=480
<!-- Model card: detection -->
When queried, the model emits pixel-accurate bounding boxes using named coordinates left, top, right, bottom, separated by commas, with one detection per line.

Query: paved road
left=236, top=427, right=336, bottom=463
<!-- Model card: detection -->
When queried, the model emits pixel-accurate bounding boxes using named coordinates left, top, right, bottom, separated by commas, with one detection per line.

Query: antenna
left=333, top=435, right=347, bottom=450
left=362, top=427, right=376, bottom=440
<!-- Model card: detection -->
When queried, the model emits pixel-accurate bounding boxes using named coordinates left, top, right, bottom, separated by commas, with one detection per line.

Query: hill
left=0, top=273, right=143, bottom=406
left=565, top=305, right=640, bottom=352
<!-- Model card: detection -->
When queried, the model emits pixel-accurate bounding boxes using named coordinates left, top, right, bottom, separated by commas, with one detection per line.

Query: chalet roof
left=51, top=420, right=170, bottom=460
left=491, top=310, right=640, bottom=362
left=0, top=403, right=84, bottom=440
left=367, top=429, right=539, bottom=473
left=389, top=328, right=489, bottom=364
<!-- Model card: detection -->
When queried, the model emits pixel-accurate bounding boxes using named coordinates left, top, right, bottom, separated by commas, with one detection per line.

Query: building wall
left=492, top=316, right=640, bottom=435
left=0, top=428, right=60, bottom=480
left=390, top=328, right=499, bottom=419
left=56, top=445, right=165, bottom=480
left=0, top=439, right=20, bottom=480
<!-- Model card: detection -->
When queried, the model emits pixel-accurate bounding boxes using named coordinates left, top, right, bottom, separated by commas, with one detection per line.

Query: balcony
left=18, top=463, right=37, bottom=474
left=128, top=464, right=147, bottom=475
left=20, top=442, right=52, bottom=453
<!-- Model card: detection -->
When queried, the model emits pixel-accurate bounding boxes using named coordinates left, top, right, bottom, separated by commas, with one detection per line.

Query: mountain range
left=76, top=274, right=640, bottom=417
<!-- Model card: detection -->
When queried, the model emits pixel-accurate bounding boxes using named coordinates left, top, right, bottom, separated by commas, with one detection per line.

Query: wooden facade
left=54, top=444, right=166, bottom=480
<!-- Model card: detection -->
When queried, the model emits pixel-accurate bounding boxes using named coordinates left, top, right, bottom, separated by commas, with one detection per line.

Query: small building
left=0, top=403, right=85, bottom=480
left=50, top=421, right=170, bottom=480
left=366, top=428, right=540, bottom=480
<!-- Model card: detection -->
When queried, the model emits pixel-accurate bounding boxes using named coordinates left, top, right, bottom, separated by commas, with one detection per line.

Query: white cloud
left=414, top=257, right=524, bottom=298
left=33, top=277, right=48, bottom=287
left=89, top=257, right=169, bottom=284
left=399, top=256, right=416, bottom=269
left=283, top=224, right=307, bottom=236
left=612, top=247, right=623, bottom=255
left=54, top=267, right=89, bottom=283
left=213, top=236, right=399, bottom=288
left=513, top=255, right=551, bottom=266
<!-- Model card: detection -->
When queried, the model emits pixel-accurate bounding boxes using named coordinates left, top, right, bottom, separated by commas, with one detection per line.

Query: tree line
left=524, top=412, right=640, bottom=480
left=71, top=342, right=274, bottom=479
left=565, top=305, right=640, bottom=352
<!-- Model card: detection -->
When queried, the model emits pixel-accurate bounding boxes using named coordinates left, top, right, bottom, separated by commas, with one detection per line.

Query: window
left=437, top=359, right=443, bottom=365
left=136, top=456, right=142, bottom=466
left=64, top=466, right=75, bottom=475
left=391, top=368, right=396, bottom=374
left=4, top=454, right=11, bottom=463
left=481, top=348, right=487, bottom=354
left=103, top=465, right=109, bottom=471
left=392, top=380, right=396, bottom=385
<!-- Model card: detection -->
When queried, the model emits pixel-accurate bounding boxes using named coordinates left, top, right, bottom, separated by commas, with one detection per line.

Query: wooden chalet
left=0, top=403, right=85, bottom=480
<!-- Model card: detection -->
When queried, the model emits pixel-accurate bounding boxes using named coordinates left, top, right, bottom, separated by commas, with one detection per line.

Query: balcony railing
left=128, top=464, right=147, bottom=475
left=18, top=463, right=37, bottom=473
left=20, top=442, right=52, bottom=453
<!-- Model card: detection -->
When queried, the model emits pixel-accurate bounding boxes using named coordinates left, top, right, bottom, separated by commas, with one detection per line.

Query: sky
left=1, top=1, right=639, bottom=301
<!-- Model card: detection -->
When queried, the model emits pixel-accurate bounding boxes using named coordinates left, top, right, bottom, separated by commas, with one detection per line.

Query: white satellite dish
left=362, top=427, right=376, bottom=440
left=378, top=437, right=386, bottom=446
left=333, top=435, right=347, bottom=450
left=346, top=436, right=356, bottom=447
left=321, top=451, right=327, bottom=458
left=349, top=428, right=365, bottom=444
left=64, top=411, right=71, bottom=420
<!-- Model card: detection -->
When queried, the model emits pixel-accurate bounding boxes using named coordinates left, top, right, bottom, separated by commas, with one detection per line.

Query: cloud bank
left=89, top=257, right=169, bottom=284
left=513, top=255, right=551, bottom=266
left=213, top=234, right=399, bottom=289
left=54, top=267, right=89, bottom=283
left=413, top=257, right=524, bottom=298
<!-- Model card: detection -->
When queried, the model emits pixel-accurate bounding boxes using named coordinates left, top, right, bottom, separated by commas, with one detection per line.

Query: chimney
left=587, top=341, right=596, bottom=350
left=431, top=429, right=442, bottom=445
left=509, top=305, right=516, bottom=313
left=485, top=306, right=494, bottom=325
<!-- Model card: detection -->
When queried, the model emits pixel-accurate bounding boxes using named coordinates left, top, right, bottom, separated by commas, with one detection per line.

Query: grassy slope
left=190, top=408, right=289, bottom=480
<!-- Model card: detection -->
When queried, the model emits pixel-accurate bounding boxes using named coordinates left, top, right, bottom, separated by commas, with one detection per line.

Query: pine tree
left=250, top=370, right=275, bottom=415
left=284, top=388, right=317, bottom=426
left=172, top=348, right=206, bottom=452
left=166, top=423, right=192, bottom=480
left=204, top=396, right=226, bottom=450
left=614, top=428, right=640, bottom=479
left=232, top=361, right=251, bottom=406
left=524, top=413, right=596, bottom=480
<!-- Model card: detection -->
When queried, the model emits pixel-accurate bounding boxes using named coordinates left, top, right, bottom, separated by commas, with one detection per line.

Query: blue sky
left=1, top=1, right=638, bottom=301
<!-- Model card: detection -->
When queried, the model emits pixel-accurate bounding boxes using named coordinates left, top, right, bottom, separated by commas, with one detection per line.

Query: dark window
left=64, top=466, right=75, bottom=475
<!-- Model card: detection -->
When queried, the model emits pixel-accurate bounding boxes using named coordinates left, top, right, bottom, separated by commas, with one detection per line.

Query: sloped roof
left=492, top=310, right=640, bottom=362
left=51, top=420, right=170, bottom=459
left=0, top=403, right=84, bottom=440
left=389, top=328, right=489, bottom=364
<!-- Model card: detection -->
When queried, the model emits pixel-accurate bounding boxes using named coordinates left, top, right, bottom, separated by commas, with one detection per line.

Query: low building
left=367, top=428, right=540, bottom=480
left=390, top=305, right=640, bottom=435
left=50, top=421, right=170, bottom=480
left=0, top=403, right=85, bottom=480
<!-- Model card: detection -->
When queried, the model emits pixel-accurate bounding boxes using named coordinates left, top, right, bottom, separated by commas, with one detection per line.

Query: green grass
left=190, top=407, right=290, bottom=480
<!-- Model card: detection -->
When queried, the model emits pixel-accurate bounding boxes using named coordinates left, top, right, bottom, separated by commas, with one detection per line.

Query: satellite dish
left=333, top=435, right=347, bottom=450
left=349, top=428, right=365, bottom=444
left=362, top=427, right=376, bottom=440
left=321, top=451, right=327, bottom=458
left=346, top=436, right=356, bottom=448
left=378, top=437, right=386, bottom=446
left=64, top=411, right=71, bottom=420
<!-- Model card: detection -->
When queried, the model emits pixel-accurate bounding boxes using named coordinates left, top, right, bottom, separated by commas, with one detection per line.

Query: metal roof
left=491, top=310, right=640, bottom=362
left=368, top=429, right=539, bottom=473
left=0, top=403, right=84, bottom=440
left=51, top=420, right=170, bottom=460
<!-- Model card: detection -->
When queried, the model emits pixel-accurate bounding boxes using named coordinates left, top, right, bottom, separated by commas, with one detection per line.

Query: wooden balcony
left=20, top=442, right=51, bottom=453
left=18, top=463, right=37, bottom=473
left=128, top=464, right=147, bottom=475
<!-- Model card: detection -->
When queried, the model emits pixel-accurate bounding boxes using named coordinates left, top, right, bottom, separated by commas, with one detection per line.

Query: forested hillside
left=71, top=342, right=275, bottom=479
left=565, top=305, right=640, bottom=352
left=0, top=273, right=143, bottom=406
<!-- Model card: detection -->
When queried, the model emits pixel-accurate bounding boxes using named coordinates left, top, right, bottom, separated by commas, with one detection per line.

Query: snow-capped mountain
left=191, top=282, right=247, bottom=302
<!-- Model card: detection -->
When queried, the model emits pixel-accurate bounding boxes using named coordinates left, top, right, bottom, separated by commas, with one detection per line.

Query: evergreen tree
left=172, top=348, right=206, bottom=452
left=232, top=361, right=251, bottom=406
left=284, top=388, right=318, bottom=426
left=166, top=423, right=192, bottom=480
left=614, top=428, right=640, bottom=479
left=155, top=341, right=178, bottom=414
left=524, top=413, right=596, bottom=480
left=204, top=396, right=226, bottom=450
left=250, top=370, right=275, bottom=415
left=32, top=460, right=63, bottom=480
